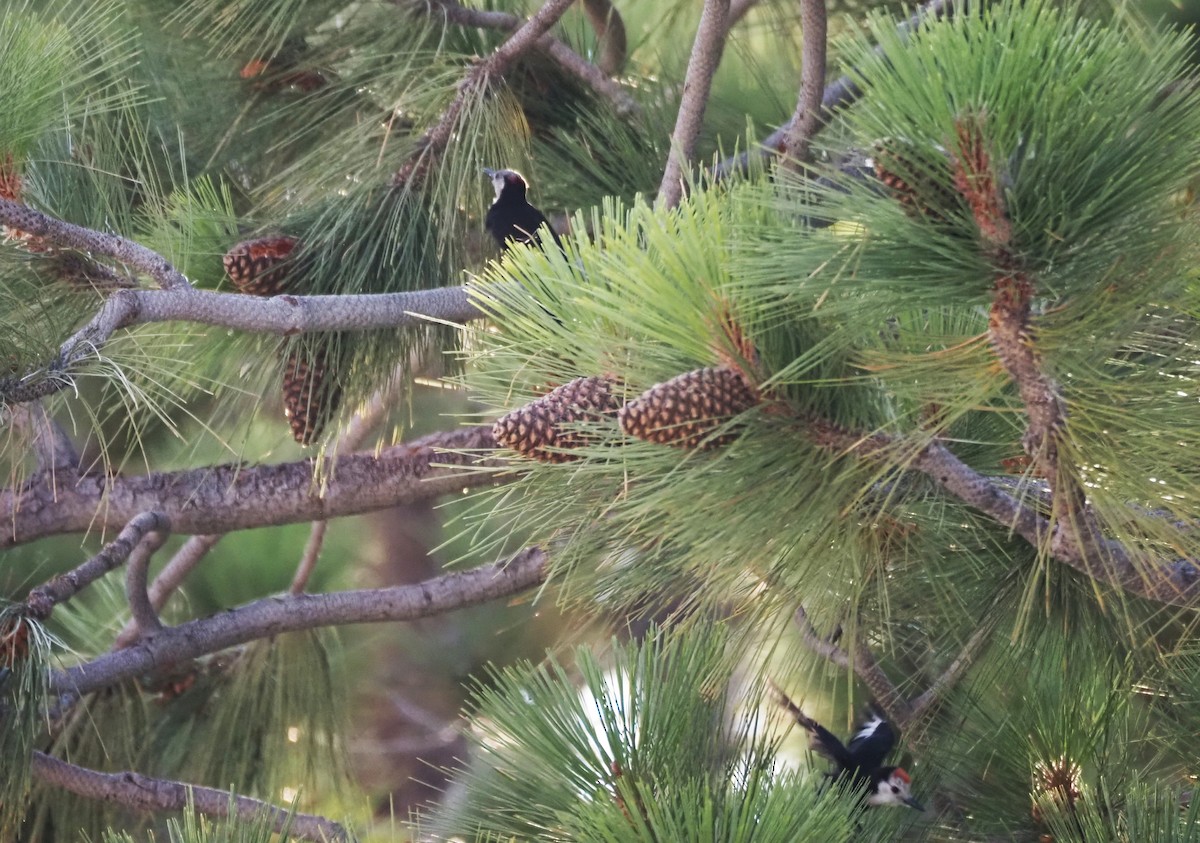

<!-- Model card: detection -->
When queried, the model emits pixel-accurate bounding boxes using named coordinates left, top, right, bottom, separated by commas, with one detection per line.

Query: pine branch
left=24, top=512, right=171, bottom=620
left=113, top=534, right=223, bottom=649
left=419, top=0, right=638, bottom=115
left=580, top=0, right=627, bottom=75
left=658, top=0, right=731, bottom=209
left=49, top=547, right=548, bottom=698
left=8, top=401, right=79, bottom=475
left=0, top=284, right=482, bottom=406
left=1, top=426, right=510, bottom=548
left=30, top=751, right=349, bottom=842
left=0, top=198, right=191, bottom=291
left=395, top=0, right=581, bottom=186
left=906, top=621, right=991, bottom=725
left=805, top=418, right=1200, bottom=606
left=712, top=0, right=951, bottom=178
left=290, top=520, right=328, bottom=595
left=779, top=0, right=827, bottom=169
left=125, top=526, right=170, bottom=639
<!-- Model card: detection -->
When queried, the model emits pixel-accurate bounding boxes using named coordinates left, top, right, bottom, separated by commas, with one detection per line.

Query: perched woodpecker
left=483, top=168, right=560, bottom=252
left=771, top=683, right=924, bottom=811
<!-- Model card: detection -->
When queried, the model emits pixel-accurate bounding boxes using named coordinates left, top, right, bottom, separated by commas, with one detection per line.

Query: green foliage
left=0, top=605, right=50, bottom=839
left=421, top=623, right=861, bottom=842
left=100, top=793, right=302, bottom=843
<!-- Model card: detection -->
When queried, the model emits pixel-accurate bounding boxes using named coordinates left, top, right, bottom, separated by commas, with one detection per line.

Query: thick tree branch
left=0, top=198, right=191, bottom=291
left=657, top=0, right=731, bottom=209
left=50, top=547, right=548, bottom=698
left=30, top=751, right=348, bottom=842
left=712, top=0, right=950, bottom=179
left=1, top=426, right=510, bottom=549
left=24, top=512, right=171, bottom=620
left=780, top=0, right=827, bottom=169
left=1, top=284, right=482, bottom=406
left=419, top=0, right=638, bottom=115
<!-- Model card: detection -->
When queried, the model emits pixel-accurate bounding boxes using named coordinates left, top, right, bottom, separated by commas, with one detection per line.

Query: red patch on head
left=893, top=768, right=911, bottom=783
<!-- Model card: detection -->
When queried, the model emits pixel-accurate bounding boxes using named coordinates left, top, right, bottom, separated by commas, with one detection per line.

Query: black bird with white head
left=483, top=168, right=560, bottom=252
left=772, top=683, right=924, bottom=811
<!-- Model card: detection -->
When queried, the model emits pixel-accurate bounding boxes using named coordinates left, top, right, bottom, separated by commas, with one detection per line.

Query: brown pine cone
left=493, top=376, right=620, bottom=463
left=282, top=347, right=342, bottom=446
left=223, top=235, right=299, bottom=296
left=618, top=366, right=759, bottom=450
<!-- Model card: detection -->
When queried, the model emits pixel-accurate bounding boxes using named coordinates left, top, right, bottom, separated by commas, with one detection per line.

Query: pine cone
left=282, top=347, right=342, bottom=445
left=0, top=616, right=30, bottom=668
left=872, top=140, right=957, bottom=222
left=223, top=235, right=299, bottom=296
left=618, top=366, right=758, bottom=450
left=493, top=376, right=620, bottom=463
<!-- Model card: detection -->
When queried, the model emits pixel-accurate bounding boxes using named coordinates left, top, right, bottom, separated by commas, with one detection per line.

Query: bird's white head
left=482, top=168, right=527, bottom=201
left=867, top=768, right=924, bottom=811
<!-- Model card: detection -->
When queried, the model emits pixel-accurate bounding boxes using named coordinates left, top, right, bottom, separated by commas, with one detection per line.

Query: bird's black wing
left=845, top=708, right=897, bottom=773
left=769, top=681, right=855, bottom=769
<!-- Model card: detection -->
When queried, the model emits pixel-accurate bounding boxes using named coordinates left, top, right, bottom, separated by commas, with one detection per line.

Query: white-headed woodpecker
left=483, top=168, right=560, bottom=252
left=772, top=684, right=924, bottom=811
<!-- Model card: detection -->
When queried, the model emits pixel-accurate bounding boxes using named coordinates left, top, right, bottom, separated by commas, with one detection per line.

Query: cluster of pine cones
left=492, top=366, right=760, bottom=463
left=223, top=236, right=339, bottom=445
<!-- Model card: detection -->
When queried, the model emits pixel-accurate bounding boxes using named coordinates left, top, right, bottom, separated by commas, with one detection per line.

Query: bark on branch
left=1, top=426, right=510, bottom=549
left=31, top=751, right=349, bottom=842
left=780, top=0, right=827, bottom=169
left=49, top=547, right=548, bottom=698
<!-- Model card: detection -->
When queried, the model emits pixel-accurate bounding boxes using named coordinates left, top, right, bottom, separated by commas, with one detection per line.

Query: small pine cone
left=493, top=376, right=620, bottom=463
left=223, top=235, right=299, bottom=296
left=618, top=366, right=759, bottom=450
left=282, top=347, right=342, bottom=446
left=872, top=140, right=957, bottom=222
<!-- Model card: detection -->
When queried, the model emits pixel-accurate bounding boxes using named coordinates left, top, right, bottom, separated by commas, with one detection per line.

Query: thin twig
left=421, top=0, right=638, bottom=115
left=30, top=751, right=348, bottom=842
left=395, top=0, right=580, bottom=186
left=780, top=0, right=827, bottom=169
left=2, top=425, right=508, bottom=549
left=125, top=528, right=170, bottom=638
left=290, top=520, right=328, bottom=595
left=580, top=0, right=627, bottom=75
left=113, top=534, right=223, bottom=649
left=50, top=547, right=548, bottom=698
left=1, top=283, right=482, bottom=406
left=712, top=0, right=950, bottom=179
left=0, top=198, right=191, bottom=291
left=24, top=512, right=171, bottom=620
left=907, top=622, right=992, bottom=725
left=657, top=0, right=731, bottom=210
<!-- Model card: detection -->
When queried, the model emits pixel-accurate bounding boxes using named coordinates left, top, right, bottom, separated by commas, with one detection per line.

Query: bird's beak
left=903, top=795, right=925, bottom=811
left=482, top=167, right=496, bottom=178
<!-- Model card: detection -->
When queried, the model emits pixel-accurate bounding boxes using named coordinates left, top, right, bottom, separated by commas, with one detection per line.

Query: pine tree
left=2, top=1, right=1200, bottom=841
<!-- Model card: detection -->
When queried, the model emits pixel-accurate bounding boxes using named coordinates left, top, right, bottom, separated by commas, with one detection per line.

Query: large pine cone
left=223, top=235, right=299, bottom=296
left=493, top=376, right=620, bottom=463
left=872, top=139, right=958, bottom=223
left=282, top=347, right=342, bottom=446
left=618, top=366, right=758, bottom=450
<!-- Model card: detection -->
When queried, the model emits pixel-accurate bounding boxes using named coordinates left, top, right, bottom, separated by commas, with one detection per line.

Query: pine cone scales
left=493, top=376, right=619, bottom=463
left=619, top=366, right=758, bottom=450
left=282, top=348, right=341, bottom=446
left=872, top=140, right=957, bottom=222
left=223, top=235, right=299, bottom=296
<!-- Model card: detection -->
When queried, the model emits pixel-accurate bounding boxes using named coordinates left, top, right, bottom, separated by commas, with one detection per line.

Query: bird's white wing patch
left=853, top=715, right=885, bottom=742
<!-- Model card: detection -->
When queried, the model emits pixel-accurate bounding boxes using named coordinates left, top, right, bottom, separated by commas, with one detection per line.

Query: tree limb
left=779, top=0, right=827, bottom=169
left=125, top=527, right=170, bottom=638
left=50, top=547, right=548, bottom=698
left=8, top=402, right=79, bottom=475
left=24, top=512, right=172, bottom=620
left=113, top=534, right=224, bottom=649
left=395, top=0, right=581, bottom=186
left=419, top=0, right=638, bottom=115
left=906, top=621, right=992, bottom=725
left=580, top=0, right=628, bottom=75
left=1, top=425, right=511, bottom=549
left=30, top=751, right=349, bottom=842
left=0, top=198, right=191, bottom=291
left=658, top=0, right=731, bottom=209
left=712, top=0, right=950, bottom=179
left=0, top=284, right=482, bottom=406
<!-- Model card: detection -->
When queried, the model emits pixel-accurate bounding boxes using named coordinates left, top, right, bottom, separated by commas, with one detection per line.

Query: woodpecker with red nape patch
left=483, top=168, right=561, bottom=252
left=771, top=683, right=924, bottom=811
